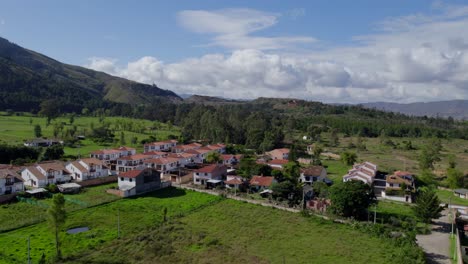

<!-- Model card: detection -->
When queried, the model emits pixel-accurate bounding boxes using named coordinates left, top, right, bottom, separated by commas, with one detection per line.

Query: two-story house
left=193, top=164, right=227, bottom=186
left=343, top=161, right=377, bottom=185
left=267, top=148, right=290, bottom=160
left=143, top=140, right=178, bottom=153
left=117, top=168, right=162, bottom=197
left=299, top=166, right=330, bottom=185
left=0, top=169, right=24, bottom=195
left=66, top=158, right=109, bottom=181
left=21, top=161, right=71, bottom=188
left=144, top=157, right=181, bottom=176
left=90, top=146, right=136, bottom=171
left=116, top=154, right=151, bottom=173
left=171, top=143, right=202, bottom=153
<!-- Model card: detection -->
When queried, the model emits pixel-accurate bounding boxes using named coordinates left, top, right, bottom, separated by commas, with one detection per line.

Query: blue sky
left=1, top=0, right=468, bottom=103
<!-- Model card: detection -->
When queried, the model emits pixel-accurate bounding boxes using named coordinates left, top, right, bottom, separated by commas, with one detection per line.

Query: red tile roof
left=250, top=176, right=275, bottom=187
left=119, top=169, right=143, bottom=178
left=225, top=178, right=243, bottom=185
left=195, top=164, right=227, bottom=174
left=118, top=154, right=150, bottom=161
left=268, top=159, right=289, bottom=165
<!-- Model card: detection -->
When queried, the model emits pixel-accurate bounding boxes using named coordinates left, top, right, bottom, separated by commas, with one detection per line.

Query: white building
left=343, top=161, right=377, bottom=185
left=66, top=158, right=109, bottom=182
left=0, top=169, right=24, bottom=195
left=193, top=164, right=227, bottom=185
left=143, top=140, right=178, bottom=153
left=21, top=161, right=71, bottom=188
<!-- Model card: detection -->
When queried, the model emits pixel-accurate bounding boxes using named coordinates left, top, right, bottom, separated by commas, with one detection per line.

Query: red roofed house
left=193, top=164, right=227, bottom=186
left=343, top=161, right=377, bottom=185
left=171, top=143, right=202, bottom=153
left=267, top=148, right=290, bottom=160
left=144, top=140, right=178, bottom=153
left=116, top=154, right=152, bottom=173
left=90, top=146, right=136, bottom=171
left=117, top=168, right=163, bottom=197
left=144, top=157, right=181, bottom=175
left=300, top=166, right=330, bottom=185
left=225, top=175, right=245, bottom=189
left=221, top=154, right=243, bottom=167
left=0, top=169, right=24, bottom=195
left=205, top=144, right=226, bottom=154
left=381, top=171, right=415, bottom=203
left=250, top=176, right=276, bottom=191
left=66, top=158, right=109, bottom=182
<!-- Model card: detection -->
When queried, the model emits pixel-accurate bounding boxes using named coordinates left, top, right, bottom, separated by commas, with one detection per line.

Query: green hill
left=0, top=37, right=181, bottom=112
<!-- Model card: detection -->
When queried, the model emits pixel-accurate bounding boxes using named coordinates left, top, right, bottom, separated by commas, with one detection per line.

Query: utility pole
left=117, top=209, right=120, bottom=239
left=27, top=236, right=31, bottom=264
left=374, top=204, right=377, bottom=224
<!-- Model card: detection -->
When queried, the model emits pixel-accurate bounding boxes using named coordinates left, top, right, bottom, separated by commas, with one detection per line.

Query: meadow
left=0, top=113, right=180, bottom=156
left=0, top=187, right=221, bottom=263
left=69, top=199, right=423, bottom=264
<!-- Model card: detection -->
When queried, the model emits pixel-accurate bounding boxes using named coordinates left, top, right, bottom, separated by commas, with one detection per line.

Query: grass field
left=436, top=189, right=468, bottom=206
left=0, top=187, right=221, bottom=263
left=0, top=113, right=180, bottom=156
left=0, top=183, right=121, bottom=233
left=70, top=199, right=423, bottom=264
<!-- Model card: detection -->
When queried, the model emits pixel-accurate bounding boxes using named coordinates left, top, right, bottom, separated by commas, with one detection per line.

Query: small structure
left=143, top=140, right=178, bottom=153
left=221, top=154, right=243, bottom=167
left=57, top=183, right=81, bottom=194
left=267, top=159, right=289, bottom=169
left=225, top=175, right=244, bottom=189
left=0, top=169, right=24, bottom=195
left=250, top=176, right=276, bottom=192
left=266, top=148, right=290, bottom=160
left=24, top=138, right=62, bottom=147
left=116, top=168, right=163, bottom=197
left=455, top=189, right=468, bottom=199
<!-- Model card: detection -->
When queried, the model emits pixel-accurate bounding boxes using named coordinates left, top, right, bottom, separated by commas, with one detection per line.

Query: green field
left=69, top=199, right=423, bottom=264
left=436, top=189, right=468, bottom=206
left=0, top=114, right=180, bottom=156
left=0, top=187, right=221, bottom=263
left=0, top=186, right=424, bottom=264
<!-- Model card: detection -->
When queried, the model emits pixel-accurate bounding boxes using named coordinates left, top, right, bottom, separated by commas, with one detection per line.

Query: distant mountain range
left=0, top=37, right=181, bottom=112
left=360, top=100, right=468, bottom=120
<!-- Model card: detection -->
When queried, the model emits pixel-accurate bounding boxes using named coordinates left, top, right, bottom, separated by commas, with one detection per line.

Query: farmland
left=0, top=113, right=180, bottom=156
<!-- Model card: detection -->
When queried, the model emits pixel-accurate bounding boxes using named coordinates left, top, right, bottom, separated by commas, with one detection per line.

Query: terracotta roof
left=269, top=148, right=290, bottom=154
left=115, top=146, right=136, bottom=151
left=386, top=175, right=412, bottom=185
left=144, top=140, right=177, bottom=146
left=71, top=161, right=88, bottom=173
left=143, top=151, right=168, bottom=157
left=118, top=154, right=150, bottom=161
left=194, top=147, right=213, bottom=154
left=119, top=169, right=143, bottom=178
left=0, top=169, right=21, bottom=179
left=39, top=161, right=70, bottom=174
left=91, top=149, right=122, bottom=155
left=23, top=166, right=46, bottom=180
left=225, top=178, right=243, bottom=185
left=301, top=166, right=325, bottom=177
left=268, top=159, right=289, bottom=165
left=394, top=171, right=413, bottom=177
left=195, top=164, right=227, bottom=174
left=250, top=176, right=275, bottom=187
left=185, top=149, right=201, bottom=155
left=80, top=158, right=105, bottom=166
left=145, top=157, right=180, bottom=165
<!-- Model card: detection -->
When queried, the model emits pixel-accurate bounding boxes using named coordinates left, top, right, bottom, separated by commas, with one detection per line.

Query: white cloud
left=0, top=19, right=5, bottom=26
left=86, top=5, right=468, bottom=103
left=177, top=8, right=316, bottom=50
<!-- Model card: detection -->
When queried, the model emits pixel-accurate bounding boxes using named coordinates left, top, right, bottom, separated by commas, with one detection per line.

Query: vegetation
left=47, top=193, right=66, bottom=259
left=412, top=188, right=443, bottom=224
left=329, top=181, right=376, bottom=219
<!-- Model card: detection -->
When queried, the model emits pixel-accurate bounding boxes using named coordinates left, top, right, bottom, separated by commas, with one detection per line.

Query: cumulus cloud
left=86, top=4, right=468, bottom=103
left=177, top=8, right=316, bottom=50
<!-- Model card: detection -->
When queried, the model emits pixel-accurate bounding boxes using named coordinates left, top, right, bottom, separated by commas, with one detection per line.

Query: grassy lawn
left=71, top=199, right=423, bottom=264
left=0, top=183, right=120, bottom=233
left=375, top=200, right=415, bottom=221
left=322, top=159, right=349, bottom=183
left=436, top=189, right=468, bottom=206
left=0, top=114, right=180, bottom=157
left=0, top=187, right=221, bottom=263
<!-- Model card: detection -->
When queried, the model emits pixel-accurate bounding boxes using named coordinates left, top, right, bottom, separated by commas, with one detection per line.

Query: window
left=129, top=178, right=133, bottom=182
left=389, top=183, right=393, bottom=187
left=120, top=177, right=124, bottom=181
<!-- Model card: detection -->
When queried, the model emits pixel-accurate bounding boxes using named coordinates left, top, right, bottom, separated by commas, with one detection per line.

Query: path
left=416, top=209, right=452, bottom=264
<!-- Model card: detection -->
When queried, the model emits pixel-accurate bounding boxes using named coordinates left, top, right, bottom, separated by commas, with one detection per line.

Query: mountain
left=360, top=100, right=468, bottom=120
left=0, top=37, right=181, bottom=112
left=184, top=95, right=242, bottom=105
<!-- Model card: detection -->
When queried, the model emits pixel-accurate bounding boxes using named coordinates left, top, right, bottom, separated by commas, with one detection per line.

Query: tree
left=311, top=144, right=323, bottom=165
left=69, top=114, right=75, bottom=125
left=330, top=129, right=339, bottom=147
left=412, top=188, right=443, bottom=224
left=340, top=151, right=357, bottom=166
left=418, top=139, right=442, bottom=170
left=120, top=131, right=126, bottom=145
left=48, top=193, right=66, bottom=259
left=448, top=154, right=457, bottom=169
left=43, top=144, right=65, bottom=160
left=418, top=169, right=436, bottom=187
left=447, top=168, right=464, bottom=189
left=283, top=161, right=300, bottom=184
left=329, top=181, right=376, bottom=219
left=252, top=164, right=272, bottom=176
left=206, top=152, right=221, bottom=164
left=34, top=124, right=42, bottom=138
left=38, top=99, right=60, bottom=122
left=312, top=181, right=329, bottom=198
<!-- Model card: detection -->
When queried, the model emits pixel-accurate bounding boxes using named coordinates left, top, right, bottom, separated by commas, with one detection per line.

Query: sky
left=1, top=0, right=468, bottom=103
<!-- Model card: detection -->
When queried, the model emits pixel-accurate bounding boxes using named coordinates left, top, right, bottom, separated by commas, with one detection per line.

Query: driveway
left=416, top=209, right=453, bottom=264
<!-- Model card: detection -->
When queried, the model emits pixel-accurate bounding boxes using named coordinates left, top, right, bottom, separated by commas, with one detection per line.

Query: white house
left=299, top=166, right=330, bottom=185
left=143, top=140, right=178, bottom=153
left=116, top=154, right=151, bottom=173
left=0, top=169, right=24, bottom=195
left=221, top=154, right=243, bottom=166
left=171, top=142, right=202, bottom=153
left=144, top=157, right=181, bottom=175
left=21, top=161, right=71, bottom=188
left=117, top=168, right=163, bottom=197
left=66, top=158, right=109, bottom=182
left=90, top=146, right=136, bottom=171
left=205, top=144, right=226, bottom=154
left=193, top=164, right=227, bottom=186
left=343, top=161, right=377, bottom=185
